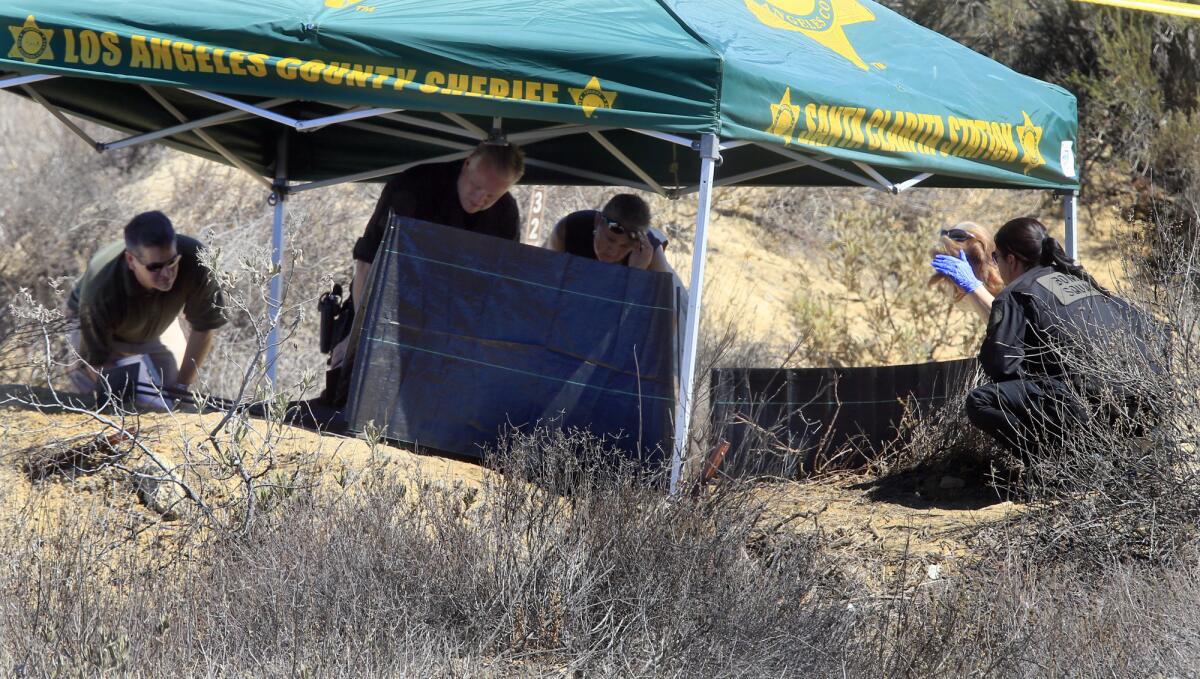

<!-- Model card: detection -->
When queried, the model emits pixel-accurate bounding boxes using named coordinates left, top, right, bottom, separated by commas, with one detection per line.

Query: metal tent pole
left=1063, top=190, right=1079, bottom=261
left=266, top=134, right=289, bottom=386
left=670, top=133, right=720, bottom=495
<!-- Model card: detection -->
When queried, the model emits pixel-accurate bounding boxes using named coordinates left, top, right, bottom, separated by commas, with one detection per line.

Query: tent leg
left=266, top=135, right=289, bottom=387
left=1063, top=191, right=1079, bottom=261
left=670, top=133, right=720, bottom=495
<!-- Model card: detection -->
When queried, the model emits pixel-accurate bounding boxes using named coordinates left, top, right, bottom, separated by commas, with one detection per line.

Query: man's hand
left=628, top=233, right=655, bottom=270
left=329, top=335, right=350, bottom=369
left=931, top=250, right=983, bottom=293
left=177, top=328, right=216, bottom=386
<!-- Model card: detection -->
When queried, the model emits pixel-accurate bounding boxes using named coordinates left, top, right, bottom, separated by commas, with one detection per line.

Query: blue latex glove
left=931, top=250, right=982, bottom=293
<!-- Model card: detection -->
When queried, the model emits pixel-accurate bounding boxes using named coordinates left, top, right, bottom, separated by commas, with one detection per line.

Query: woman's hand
left=627, top=233, right=655, bottom=270
left=931, top=250, right=983, bottom=293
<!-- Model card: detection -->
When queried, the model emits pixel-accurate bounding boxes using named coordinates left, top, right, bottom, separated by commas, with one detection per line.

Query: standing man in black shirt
left=350, top=142, right=525, bottom=306
left=545, top=193, right=675, bottom=275
left=325, top=142, right=524, bottom=400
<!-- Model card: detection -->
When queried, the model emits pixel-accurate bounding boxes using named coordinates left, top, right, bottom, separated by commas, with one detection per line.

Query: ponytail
left=1038, top=235, right=1057, bottom=267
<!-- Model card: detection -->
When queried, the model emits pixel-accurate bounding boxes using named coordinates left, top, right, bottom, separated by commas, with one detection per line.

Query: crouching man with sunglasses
left=66, top=211, right=227, bottom=401
left=545, top=194, right=675, bottom=275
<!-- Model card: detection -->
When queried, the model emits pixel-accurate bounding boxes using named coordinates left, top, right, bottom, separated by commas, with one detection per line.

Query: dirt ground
left=0, top=387, right=491, bottom=568
left=0, top=386, right=1017, bottom=586
left=756, top=472, right=1019, bottom=587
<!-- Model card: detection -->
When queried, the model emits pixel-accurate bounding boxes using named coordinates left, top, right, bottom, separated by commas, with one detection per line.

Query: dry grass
left=0, top=422, right=1199, bottom=677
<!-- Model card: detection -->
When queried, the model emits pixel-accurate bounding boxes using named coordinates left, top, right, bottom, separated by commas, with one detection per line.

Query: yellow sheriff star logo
left=7, top=16, right=54, bottom=65
left=1016, top=111, right=1045, bottom=174
left=767, top=88, right=801, bottom=144
left=745, top=0, right=877, bottom=71
left=569, top=76, right=617, bottom=118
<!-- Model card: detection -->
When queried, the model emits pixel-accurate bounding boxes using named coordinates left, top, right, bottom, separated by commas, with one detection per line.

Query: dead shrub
left=0, top=427, right=866, bottom=677
left=4, top=424, right=1200, bottom=677
left=843, top=557, right=1200, bottom=677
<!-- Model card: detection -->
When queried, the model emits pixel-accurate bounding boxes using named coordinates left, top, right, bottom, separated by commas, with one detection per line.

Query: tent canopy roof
left=0, top=0, right=1079, bottom=192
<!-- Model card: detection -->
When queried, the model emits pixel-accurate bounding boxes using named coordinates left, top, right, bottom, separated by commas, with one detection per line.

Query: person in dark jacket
left=959, top=217, right=1151, bottom=461
left=350, top=142, right=525, bottom=308
left=545, top=193, right=675, bottom=275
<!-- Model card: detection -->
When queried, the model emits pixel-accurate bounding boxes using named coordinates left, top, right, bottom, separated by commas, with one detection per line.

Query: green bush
left=791, top=205, right=985, bottom=367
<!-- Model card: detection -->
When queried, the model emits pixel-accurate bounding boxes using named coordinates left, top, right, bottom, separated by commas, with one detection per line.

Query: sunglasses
left=599, top=214, right=641, bottom=242
left=132, top=251, right=182, bottom=273
left=940, top=228, right=976, bottom=242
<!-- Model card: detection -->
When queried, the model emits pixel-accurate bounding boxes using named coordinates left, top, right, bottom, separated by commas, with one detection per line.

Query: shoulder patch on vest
left=1036, top=272, right=1101, bottom=306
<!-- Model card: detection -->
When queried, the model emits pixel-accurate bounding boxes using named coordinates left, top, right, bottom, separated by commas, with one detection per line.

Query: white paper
left=1060, top=141, right=1076, bottom=179
left=116, top=354, right=172, bottom=411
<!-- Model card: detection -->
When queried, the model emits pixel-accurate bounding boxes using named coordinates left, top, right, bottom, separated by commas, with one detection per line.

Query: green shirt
left=68, top=236, right=227, bottom=365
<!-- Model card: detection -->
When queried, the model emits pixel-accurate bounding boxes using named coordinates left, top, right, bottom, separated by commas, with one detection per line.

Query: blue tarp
left=346, top=218, right=678, bottom=461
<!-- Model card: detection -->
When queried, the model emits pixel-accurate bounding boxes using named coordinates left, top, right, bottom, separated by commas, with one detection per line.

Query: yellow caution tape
left=1074, top=0, right=1200, bottom=19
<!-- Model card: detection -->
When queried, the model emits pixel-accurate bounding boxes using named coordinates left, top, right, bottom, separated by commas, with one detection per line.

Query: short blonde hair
left=470, top=142, right=525, bottom=179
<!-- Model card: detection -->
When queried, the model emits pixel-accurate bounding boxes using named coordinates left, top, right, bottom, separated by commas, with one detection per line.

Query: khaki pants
left=68, top=320, right=187, bottom=393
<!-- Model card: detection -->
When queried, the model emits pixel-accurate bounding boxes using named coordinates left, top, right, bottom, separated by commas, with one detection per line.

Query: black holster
left=317, top=283, right=354, bottom=354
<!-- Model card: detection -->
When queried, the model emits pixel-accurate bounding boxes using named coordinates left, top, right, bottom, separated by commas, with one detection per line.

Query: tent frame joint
left=486, top=117, right=507, bottom=145
left=696, top=134, right=722, bottom=163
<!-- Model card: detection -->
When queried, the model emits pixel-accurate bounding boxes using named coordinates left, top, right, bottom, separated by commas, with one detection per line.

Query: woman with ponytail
left=962, top=217, right=1149, bottom=462
left=991, top=217, right=1109, bottom=296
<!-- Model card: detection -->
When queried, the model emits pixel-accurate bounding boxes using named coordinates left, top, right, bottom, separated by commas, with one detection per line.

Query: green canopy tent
left=1, top=0, right=1080, bottom=491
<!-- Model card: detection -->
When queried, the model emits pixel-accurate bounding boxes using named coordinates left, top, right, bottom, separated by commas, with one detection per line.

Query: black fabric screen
left=346, top=217, right=678, bottom=462
left=710, top=359, right=979, bottom=477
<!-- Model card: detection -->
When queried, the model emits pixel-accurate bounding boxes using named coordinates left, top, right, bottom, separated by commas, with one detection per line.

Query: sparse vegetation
left=790, top=204, right=987, bottom=366
left=1, top=426, right=1200, bottom=676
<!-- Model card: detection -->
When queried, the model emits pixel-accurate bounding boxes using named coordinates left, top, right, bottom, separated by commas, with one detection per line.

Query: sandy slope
left=0, top=393, right=1018, bottom=582
left=0, top=393, right=489, bottom=564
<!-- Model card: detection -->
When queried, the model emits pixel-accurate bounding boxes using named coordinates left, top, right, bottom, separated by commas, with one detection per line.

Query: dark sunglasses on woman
left=601, top=215, right=640, bottom=242
left=939, top=228, right=976, bottom=242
